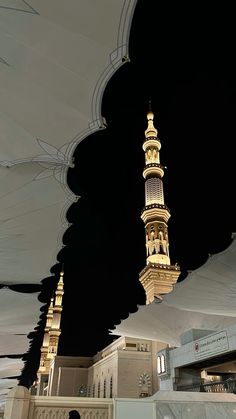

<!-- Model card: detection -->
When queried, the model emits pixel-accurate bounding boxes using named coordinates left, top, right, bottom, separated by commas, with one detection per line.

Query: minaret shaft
left=139, top=110, right=180, bottom=304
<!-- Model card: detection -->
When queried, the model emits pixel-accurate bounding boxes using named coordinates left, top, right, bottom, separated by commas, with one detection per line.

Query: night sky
left=20, top=1, right=236, bottom=386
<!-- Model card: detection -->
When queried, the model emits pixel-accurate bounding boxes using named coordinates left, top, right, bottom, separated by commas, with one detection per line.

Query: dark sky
left=20, top=1, right=236, bottom=386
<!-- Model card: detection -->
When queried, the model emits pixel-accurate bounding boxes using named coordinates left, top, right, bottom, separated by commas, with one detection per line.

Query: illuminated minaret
left=38, top=297, right=54, bottom=374
left=48, top=269, right=64, bottom=360
left=36, top=269, right=64, bottom=394
left=139, top=107, right=180, bottom=304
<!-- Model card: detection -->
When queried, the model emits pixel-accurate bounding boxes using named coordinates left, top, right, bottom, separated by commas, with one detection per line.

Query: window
left=109, top=377, right=113, bottom=398
left=161, top=354, right=166, bottom=373
left=157, top=354, right=166, bottom=374
left=103, top=379, right=106, bottom=398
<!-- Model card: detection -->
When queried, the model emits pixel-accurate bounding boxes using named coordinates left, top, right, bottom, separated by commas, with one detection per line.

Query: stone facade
left=5, top=387, right=236, bottom=419
left=44, top=337, right=166, bottom=399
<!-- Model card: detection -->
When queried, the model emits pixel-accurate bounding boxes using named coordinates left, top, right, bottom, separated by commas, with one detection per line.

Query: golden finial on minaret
left=139, top=107, right=180, bottom=304
left=145, top=101, right=158, bottom=138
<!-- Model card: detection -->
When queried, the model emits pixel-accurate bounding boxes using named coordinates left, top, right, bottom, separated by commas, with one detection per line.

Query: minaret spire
left=139, top=109, right=180, bottom=304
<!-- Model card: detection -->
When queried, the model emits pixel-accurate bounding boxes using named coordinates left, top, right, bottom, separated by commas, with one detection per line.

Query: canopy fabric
left=164, top=235, right=236, bottom=316
left=0, top=0, right=137, bottom=409
left=113, top=236, right=236, bottom=345
left=112, top=302, right=236, bottom=347
left=0, top=289, right=42, bottom=334
left=0, top=379, right=18, bottom=391
left=0, top=0, right=136, bottom=285
left=0, top=358, right=24, bottom=379
left=0, top=335, right=29, bottom=356
left=0, top=164, right=69, bottom=284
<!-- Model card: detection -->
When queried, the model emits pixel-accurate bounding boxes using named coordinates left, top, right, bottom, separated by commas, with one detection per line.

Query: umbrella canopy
left=0, top=0, right=137, bottom=410
left=113, top=236, right=236, bottom=345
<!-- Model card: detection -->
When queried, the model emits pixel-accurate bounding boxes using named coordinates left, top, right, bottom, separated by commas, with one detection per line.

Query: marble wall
left=115, top=391, right=236, bottom=419
left=155, top=401, right=236, bottom=418
left=154, top=391, right=236, bottom=419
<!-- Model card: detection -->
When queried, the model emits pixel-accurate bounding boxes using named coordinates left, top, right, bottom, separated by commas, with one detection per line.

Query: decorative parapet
left=29, top=396, right=113, bottom=419
left=4, top=385, right=236, bottom=419
left=4, top=386, right=113, bottom=419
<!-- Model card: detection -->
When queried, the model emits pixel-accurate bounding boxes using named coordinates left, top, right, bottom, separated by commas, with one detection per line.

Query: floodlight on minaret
left=139, top=106, right=180, bottom=304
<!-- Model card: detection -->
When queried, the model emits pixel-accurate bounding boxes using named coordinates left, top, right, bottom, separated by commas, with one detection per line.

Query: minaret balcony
left=141, top=204, right=170, bottom=224
left=143, top=138, right=161, bottom=151
left=139, top=262, right=181, bottom=304
left=143, top=163, right=164, bottom=179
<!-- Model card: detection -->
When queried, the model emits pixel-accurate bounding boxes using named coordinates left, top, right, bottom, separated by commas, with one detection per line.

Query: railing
left=176, top=383, right=201, bottom=392
left=203, top=379, right=236, bottom=393
left=177, top=379, right=236, bottom=393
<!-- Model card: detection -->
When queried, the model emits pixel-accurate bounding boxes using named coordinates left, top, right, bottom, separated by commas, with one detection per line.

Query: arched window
left=109, top=377, right=113, bottom=398
left=157, top=354, right=166, bottom=374
left=103, top=379, right=106, bottom=398
left=161, top=354, right=166, bottom=373
left=97, top=381, right=100, bottom=398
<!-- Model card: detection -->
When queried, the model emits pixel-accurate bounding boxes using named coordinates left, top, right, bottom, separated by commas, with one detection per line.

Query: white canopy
left=0, top=358, right=24, bottom=379
left=0, top=335, right=31, bottom=357
left=0, top=289, right=42, bottom=334
left=0, top=379, right=18, bottom=391
left=164, top=235, right=236, bottom=316
left=113, top=236, right=236, bottom=345
left=0, top=0, right=137, bottom=408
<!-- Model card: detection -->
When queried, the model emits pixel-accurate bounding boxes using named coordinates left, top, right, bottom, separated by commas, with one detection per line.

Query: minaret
left=139, top=107, right=180, bottom=304
left=37, top=268, right=64, bottom=385
left=38, top=297, right=54, bottom=373
left=48, top=269, right=64, bottom=359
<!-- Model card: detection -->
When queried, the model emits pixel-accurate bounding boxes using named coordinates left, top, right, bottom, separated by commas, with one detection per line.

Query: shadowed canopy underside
left=0, top=0, right=137, bottom=409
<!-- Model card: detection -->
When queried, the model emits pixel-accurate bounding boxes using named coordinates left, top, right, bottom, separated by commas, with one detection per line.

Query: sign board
left=194, top=330, right=229, bottom=360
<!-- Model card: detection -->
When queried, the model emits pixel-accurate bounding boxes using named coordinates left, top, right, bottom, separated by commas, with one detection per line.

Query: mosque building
left=35, top=110, right=236, bottom=400
left=35, top=109, right=180, bottom=398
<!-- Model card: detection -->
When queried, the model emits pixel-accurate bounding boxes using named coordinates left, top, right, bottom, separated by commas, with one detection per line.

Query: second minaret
left=139, top=109, right=180, bottom=304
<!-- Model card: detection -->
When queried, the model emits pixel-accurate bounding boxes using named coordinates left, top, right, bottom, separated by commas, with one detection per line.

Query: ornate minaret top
left=54, top=269, right=64, bottom=309
left=139, top=108, right=180, bottom=304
